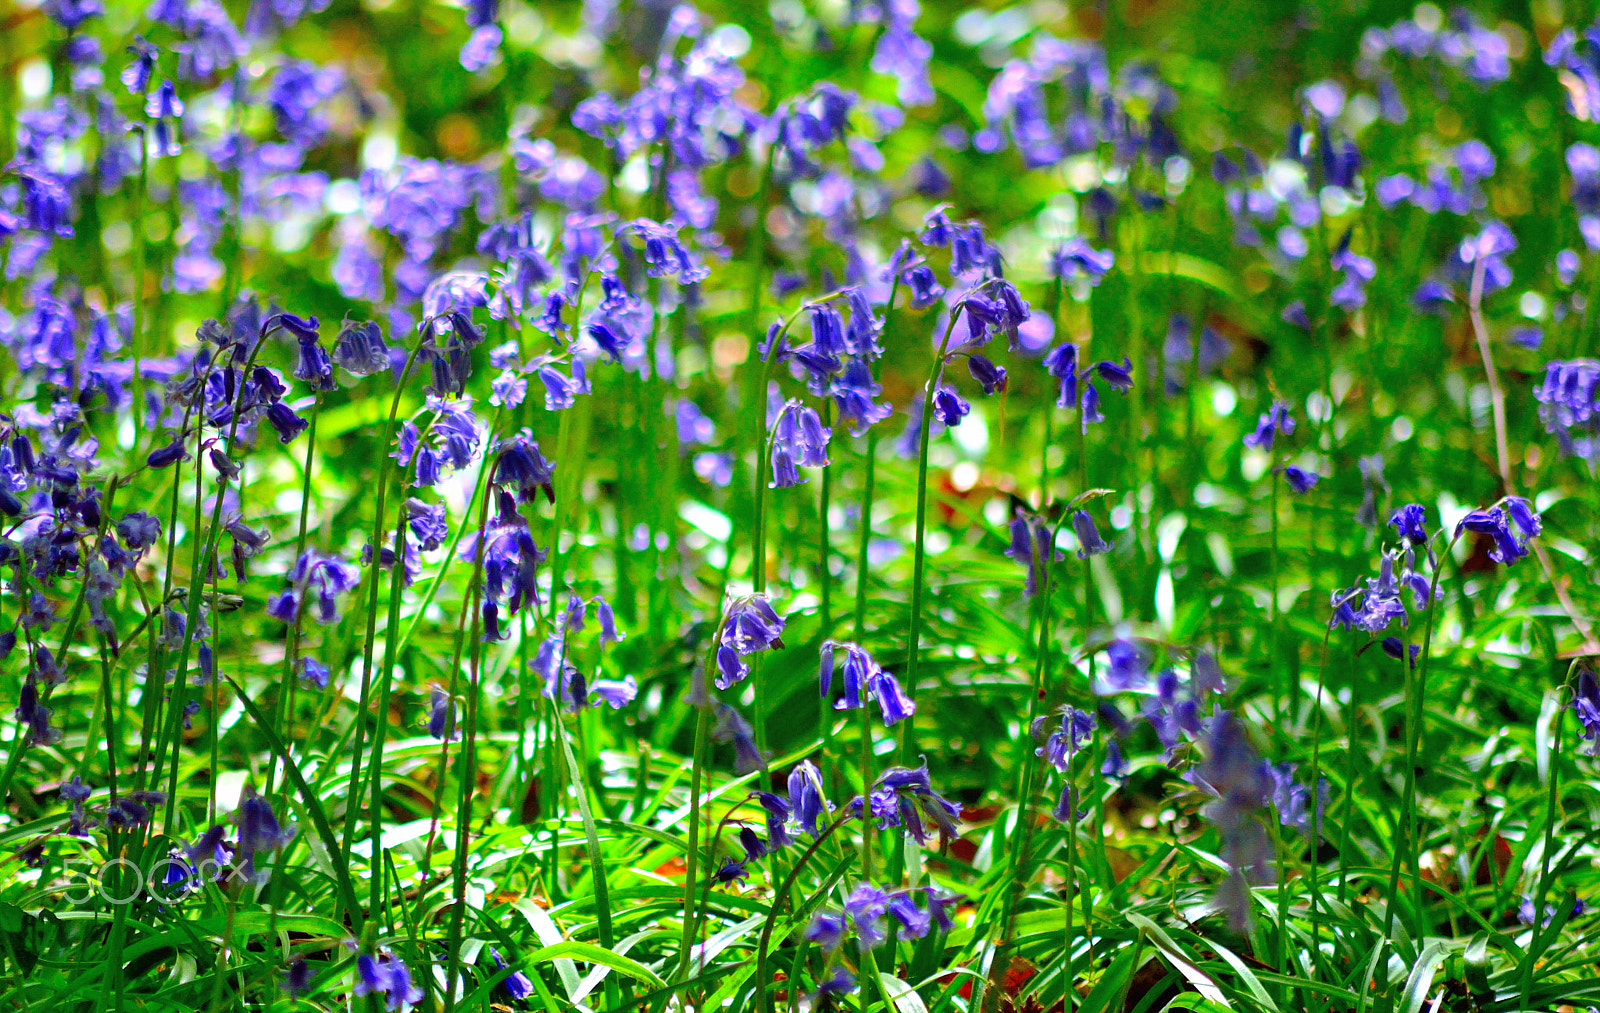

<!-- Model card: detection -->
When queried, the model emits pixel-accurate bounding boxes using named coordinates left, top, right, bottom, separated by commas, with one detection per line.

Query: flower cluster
left=712, top=593, right=787, bottom=690
left=819, top=640, right=915, bottom=725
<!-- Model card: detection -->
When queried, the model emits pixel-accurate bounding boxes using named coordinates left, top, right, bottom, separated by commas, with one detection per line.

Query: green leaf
left=527, top=940, right=667, bottom=990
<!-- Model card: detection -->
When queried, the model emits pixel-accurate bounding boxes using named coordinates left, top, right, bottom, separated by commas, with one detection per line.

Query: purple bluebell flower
left=1243, top=402, right=1295, bottom=450
left=460, top=25, right=502, bottom=71
left=1101, top=740, right=1128, bottom=780
left=1573, top=669, right=1600, bottom=756
left=148, top=436, right=191, bottom=469
left=1051, top=238, right=1115, bottom=283
left=282, top=958, right=312, bottom=998
left=16, top=678, right=61, bottom=745
left=1457, top=505, right=1534, bottom=565
left=821, top=640, right=916, bottom=726
left=266, top=551, right=361, bottom=625
left=1380, top=637, right=1421, bottom=667
left=145, top=80, right=185, bottom=157
left=904, top=265, right=945, bottom=308
left=331, top=320, right=390, bottom=377
left=805, top=912, right=847, bottom=952
left=354, top=953, right=425, bottom=1012
left=1071, top=510, right=1112, bottom=558
left=491, top=431, right=555, bottom=504
left=713, top=704, right=765, bottom=774
left=931, top=384, right=969, bottom=426
left=297, top=656, right=329, bottom=689
left=967, top=354, right=1007, bottom=394
left=427, top=686, right=458, bottom=741
left=1283, top=466, right=1319, bottom=494
left=235, top=789, right=296, bottom=883
left=1389, top=504, right=1429, bottom=544
left=1035, top=707, right=1095, bottom=771
left=1192, top=711, right=1275, bottom=930
left=489, top=948, right=534, bottom=1000
left=769, top=401, right=830, bottom=489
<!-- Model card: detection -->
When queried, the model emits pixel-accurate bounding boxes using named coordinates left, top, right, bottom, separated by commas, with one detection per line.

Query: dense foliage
left=1, top=0, right=1599, bottom=1010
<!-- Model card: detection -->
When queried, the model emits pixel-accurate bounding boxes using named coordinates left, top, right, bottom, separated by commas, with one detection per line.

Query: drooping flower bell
left=713, top=593, right=787, bottom=690
left=819, top=640, right=916, bottom=725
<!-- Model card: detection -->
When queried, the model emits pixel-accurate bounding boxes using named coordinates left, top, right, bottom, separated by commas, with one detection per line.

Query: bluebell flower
left=1456, top=220, right=1517, bottom=294
left=488, top=948, right=534, bottom=1000
left=1329, top=552, right=1419, bottom=633
left=43, top=0, right=102, bottom=28
left=1268, top=763, right=1328, bottom=837
left=1052, top=783, right=1091, bottom=823
left=713, top=704, right=765, bottom=774
left=1043, top=341, right=1079, bottom=409
left=427, top=686, right=458, bottom=741
left=460, top=24, right=502, bottom=71
left=331, top=320, right=390, bottom=377
left=297, top=656, right=329, bottom=689
left=805, top=912, right=847, bottom=952
left=354, top=953, right=425, bottom=1012
left=769, top=401, right=830, bottom=489
left=1080, top=383, right=1103, bottom=431
left=235, top=789, right=296, bottom=883
left=1003, top=510, right=1063, bottom=597
left=1191, top=711, right=1275, bottom=931
left=1564, top=250, right=1587, bottom=288
left=145, top=80, right=185, bottom=157
left=967, top=354, right=1007, bottom=394
left=1242, top=402, right=1295, bottom=450
left=122, top=37, right=159, bottom=94
left=1051, top=238, right=1115, bottom=283
left=831, top=359, right=894, bottom=436
left=264, top=401, right=309, bottom=443
left=904, top=265, right=945, bottom=308
left=266, top=551, right=362, bottom=625
left=842, top=884, right=890, bottom=951
left=821, top=640, right=916, bottom=726
left=1389, top=504, right=1429, bottom=544
left=1071, top=510, right=1112, bottom=558
left=809, top=967, right=857, bottom=1001
left=931, top=384, right=969, bottom=426
left=1101, top=740, right=1129, bottom=780
left=491, top=431, right=556, bottom=504
left=148, top=436, right=191, bottom=469
left=1379, top=637, right=1420, bottom=667
left=16, top=677, right=61, bottom=745
left=1283, top=466, right=1319, bottom=493
left=1093, top=637, right=1148, bottom=695
left=1457, top=505, right=1535, bottom=565
left=1035, top=707, right=1095, bottom=771
left=405, top=499, right=448, bottom=551
left=855, top=760, right=962, bottom=843
left=1193, top=651, right=1226, bottom=696
left=1572, top=670, right=1600, bottom=756
left=282, top=958, right=311, bottom=998
left=1329, top=229, right=1377, bottom=310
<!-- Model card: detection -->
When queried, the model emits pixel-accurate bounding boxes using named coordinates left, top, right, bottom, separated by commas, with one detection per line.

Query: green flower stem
left=340, top=336, right=427, bottom=871
left=1270, top=466, right=1283, bottom=727
left=749, top=294, right=847, bottom=752
left=754, top=814, right=851, bottom=1013
left=903, top=303, right=970, bottom=762
left=1382, top=530, right=1459, bottom=948
left=675, top=697, right=714, bottom=986
left=265, top=395, right=321, bottom=803
left=443, top=449, right=496, bottom=1013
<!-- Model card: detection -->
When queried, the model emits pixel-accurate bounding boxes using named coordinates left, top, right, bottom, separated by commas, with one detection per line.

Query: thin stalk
left=903, top=305, right=970, bottom=761
left=1382, top=531, right=1459, bottom=947
left=675, top=700, right=714, bottom=986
